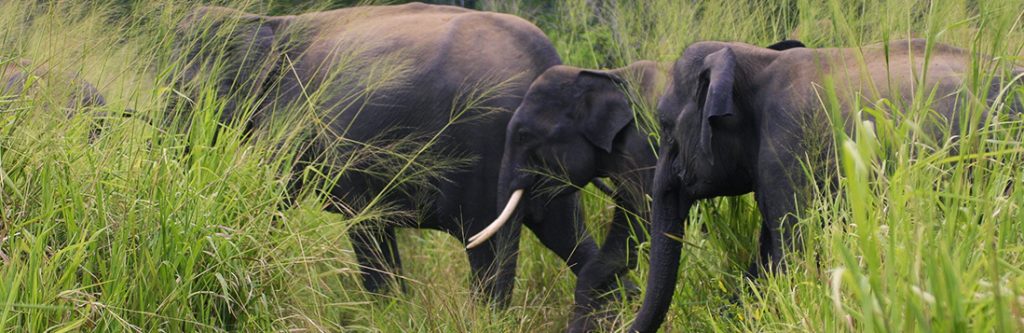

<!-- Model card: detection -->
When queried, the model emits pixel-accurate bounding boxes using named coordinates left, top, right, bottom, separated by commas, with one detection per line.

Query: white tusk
left=466, top=189, right=524, bottom=249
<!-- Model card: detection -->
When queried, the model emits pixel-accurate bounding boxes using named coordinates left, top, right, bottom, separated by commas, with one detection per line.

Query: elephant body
left=633, top=39, right=1023, bottom=332
left=172, top=3, right=619, bottom=309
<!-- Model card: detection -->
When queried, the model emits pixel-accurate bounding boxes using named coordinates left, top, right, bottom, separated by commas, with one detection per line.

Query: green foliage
left=0, top=0, right=1023, bottom=332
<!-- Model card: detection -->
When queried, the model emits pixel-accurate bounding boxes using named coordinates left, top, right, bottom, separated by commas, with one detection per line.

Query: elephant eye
left=661, top=132, right=674, bottom=146
left=659, top=122, right=671, bottom=135
left=516, top=129, right=529, bottom=143
left=658, top=113, right=674, bottom=132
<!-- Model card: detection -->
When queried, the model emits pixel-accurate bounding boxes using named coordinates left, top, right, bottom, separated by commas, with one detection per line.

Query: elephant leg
left=612, top=195, right=648, bottom=273
left=762, top=207, right=801, bottom=273
left=277, top=145, right=318, bottom=216
left=349, top=224, right=404, bottom=294
left=568, top=213, right=637, bottom=333
left=751, top=162, right=805, bottom=277
left=745, top=218, right=773, bottom=280
left=465, top=226, right=521, bottom=308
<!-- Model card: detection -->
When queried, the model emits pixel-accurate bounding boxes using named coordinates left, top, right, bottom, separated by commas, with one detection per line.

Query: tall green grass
left=0, top=0, right=1022, bottom=332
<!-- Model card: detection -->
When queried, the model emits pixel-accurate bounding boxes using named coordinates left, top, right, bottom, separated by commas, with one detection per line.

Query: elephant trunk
left=630, top=155, right=691, bottom=333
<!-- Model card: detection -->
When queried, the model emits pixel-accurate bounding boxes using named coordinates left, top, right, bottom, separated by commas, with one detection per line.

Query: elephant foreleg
left=745, top=219, right=773, bottom=280
left=576, top=196, right=644, bottom=293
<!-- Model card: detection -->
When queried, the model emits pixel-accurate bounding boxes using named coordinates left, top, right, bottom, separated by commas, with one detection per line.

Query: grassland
left=1, top=0, right=1023, bottom=332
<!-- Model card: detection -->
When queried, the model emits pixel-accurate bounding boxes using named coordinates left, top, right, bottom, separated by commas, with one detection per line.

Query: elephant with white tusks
left=468, top=60, right=666, bottom=332
left=631, top=38, right=1022, bottom=332
left=168, top=2, right=649, bottom=314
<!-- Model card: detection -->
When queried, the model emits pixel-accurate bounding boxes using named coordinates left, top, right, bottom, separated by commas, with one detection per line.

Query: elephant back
left=279, top=4, right=562, bottom=145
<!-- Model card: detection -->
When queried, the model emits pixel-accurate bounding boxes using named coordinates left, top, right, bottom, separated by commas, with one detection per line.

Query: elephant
left=631, top=39, right=1023, bottom=332
left=168, top=3, right=625, bottom=311
left=464, top=60, right=666, bottom=331
left=1, top=59, right=124, bottom=139
left=2, top=59, right=107, bottom=111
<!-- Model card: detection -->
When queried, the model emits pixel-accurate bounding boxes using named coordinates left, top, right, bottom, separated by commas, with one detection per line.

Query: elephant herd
left=9, top=2, right=1022, bottom=332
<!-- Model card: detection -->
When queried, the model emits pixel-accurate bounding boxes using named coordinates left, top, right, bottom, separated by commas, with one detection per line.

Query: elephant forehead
left=512, top=107, right=563, bottom=133
left=520, top=80, right=575, bottom=113
left=526, top=71, right=576, bottom=96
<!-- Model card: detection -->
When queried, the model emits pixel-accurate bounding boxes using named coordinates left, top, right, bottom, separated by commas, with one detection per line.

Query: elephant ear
left=698, top=47, right=738, bottom=157
left=221, top=16, right=279, bottom=97
left=575, top=70, right=635, bottom=153
left=178, top=7, right=280, bottom=99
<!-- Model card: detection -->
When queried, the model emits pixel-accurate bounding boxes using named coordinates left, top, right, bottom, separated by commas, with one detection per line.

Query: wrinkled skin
left=632, top=39, right=1023, bottom=332
left=170, top=3, right=616, bottom=309
left=497, top=61, right=665, bottom=332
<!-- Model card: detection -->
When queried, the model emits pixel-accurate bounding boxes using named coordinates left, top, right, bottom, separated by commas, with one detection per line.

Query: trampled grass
left=1, top=0, right=1023, bottom=332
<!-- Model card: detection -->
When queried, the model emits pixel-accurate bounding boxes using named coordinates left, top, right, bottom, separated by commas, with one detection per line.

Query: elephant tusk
left=466, top=189, right=524, bottom=249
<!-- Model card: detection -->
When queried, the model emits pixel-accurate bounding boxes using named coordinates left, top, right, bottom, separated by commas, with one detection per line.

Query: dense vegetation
left=1, top=0, right=1022, bottom=331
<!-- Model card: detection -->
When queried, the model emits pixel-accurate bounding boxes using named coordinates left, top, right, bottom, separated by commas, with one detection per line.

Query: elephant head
left=466, top=61, right=664, bottom=249
left=169, top=7, right=288, bottom=130
left=2, top=59, right=107, bottom=112
left=0, top=59, right=143, bottom=140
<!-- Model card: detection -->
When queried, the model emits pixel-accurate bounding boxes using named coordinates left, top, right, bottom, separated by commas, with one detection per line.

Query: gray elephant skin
left=631, top=39, right=1023, bottom=332
left=168, top=2, right=642, bottom=312
left=471, top=60, right=665, bottom=331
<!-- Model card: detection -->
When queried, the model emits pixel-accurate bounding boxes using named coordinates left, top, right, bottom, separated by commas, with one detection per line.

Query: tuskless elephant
left=1, top=59, right=128, bottom=139
left=168, top=3, right=622, bottom=312
left=631, top=39, right=1023, bottom=332
left=2, top=59, right=108, bottom=113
